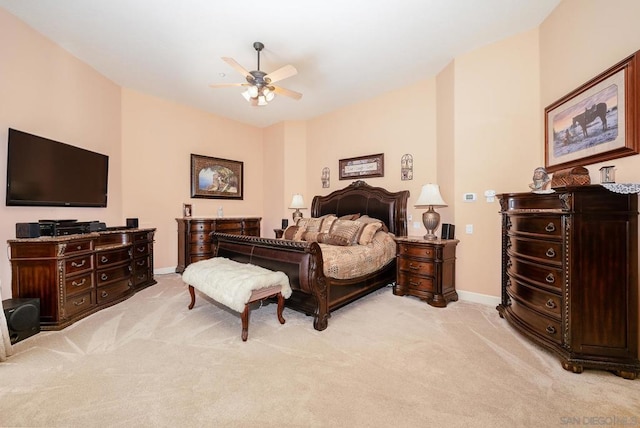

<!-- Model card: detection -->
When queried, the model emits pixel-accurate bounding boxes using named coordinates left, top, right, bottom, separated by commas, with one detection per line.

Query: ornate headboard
left=311, top=180, right=410, bottom=236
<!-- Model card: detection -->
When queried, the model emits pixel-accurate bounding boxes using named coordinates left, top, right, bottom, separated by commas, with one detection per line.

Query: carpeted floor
left=0, top=273, right=638, bottom=427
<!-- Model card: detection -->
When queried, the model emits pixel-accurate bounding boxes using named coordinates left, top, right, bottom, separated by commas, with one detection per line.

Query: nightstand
left=274, top=228, right=284, bottom=239
left=393, top=237, right=459, bottom=307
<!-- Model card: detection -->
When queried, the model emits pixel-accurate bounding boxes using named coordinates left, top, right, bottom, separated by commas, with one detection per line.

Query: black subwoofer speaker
left=441, top=223, right=455, bottom=240
left=126, top=218, right=139, bottom=228
left=2, top=298, right=40, bottom=344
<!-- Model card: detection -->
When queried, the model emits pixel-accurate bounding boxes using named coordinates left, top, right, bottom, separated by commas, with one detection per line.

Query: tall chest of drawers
left=175, top=217, right=261, bottom=273
left=497, top=186, right=639, bottom=379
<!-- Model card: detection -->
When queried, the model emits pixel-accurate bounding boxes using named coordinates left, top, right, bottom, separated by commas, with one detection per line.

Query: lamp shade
left=414, top=184, right=447, bottom=207
left=289, top=194, right=306, bottom=209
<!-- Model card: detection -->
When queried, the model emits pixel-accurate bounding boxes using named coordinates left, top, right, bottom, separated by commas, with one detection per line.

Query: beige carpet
left=0, top=274, right=638, bottom=427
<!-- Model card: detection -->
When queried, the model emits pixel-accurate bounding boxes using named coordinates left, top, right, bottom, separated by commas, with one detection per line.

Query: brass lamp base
left=422, top=206, right=440, bottom=240
left=292, top=209, right=303, bottom=223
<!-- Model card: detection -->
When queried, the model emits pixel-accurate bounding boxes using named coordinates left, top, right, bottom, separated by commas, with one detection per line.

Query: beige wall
left=0, top=9, right=122, bottom=296
left=121, top=89, right=264, bottom=272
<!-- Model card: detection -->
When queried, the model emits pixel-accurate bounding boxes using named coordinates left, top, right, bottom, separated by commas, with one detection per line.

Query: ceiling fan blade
left=264, top=65, right=297, bottom=84
left=222, top=57, right=252, bottom=80
left=273, top=85, right=303, bottom=100
left=208, top=83, right=248, bottom=89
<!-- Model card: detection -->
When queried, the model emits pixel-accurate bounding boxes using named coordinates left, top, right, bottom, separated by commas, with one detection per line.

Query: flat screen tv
left=6, top=128, right=109, bottom=207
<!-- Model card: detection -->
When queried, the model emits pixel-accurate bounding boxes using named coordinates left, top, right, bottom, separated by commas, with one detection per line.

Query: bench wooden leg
left=277, top=292, right=286, bottom=325
left=241, top=304, right=250, bottom=341
left=188, top=285, right=196, bottom=310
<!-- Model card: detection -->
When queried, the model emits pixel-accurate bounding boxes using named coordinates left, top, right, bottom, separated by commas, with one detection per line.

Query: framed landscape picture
left=544, top=50, right=640, bottom=172
left=190, top=154, right=243, bottom=199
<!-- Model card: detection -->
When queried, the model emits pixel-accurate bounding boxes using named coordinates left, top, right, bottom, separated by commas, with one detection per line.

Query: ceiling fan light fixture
left=257, top=95, right=268, bottom=106
left=241, top=90, right=251, bottom=101
left=265, top=91, right=275, bottom=102
left=248, top=85, right=259, bottom=98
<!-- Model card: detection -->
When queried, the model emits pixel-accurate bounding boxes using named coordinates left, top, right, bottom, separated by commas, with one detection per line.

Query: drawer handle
left=408, top=263, right=420, bottom=270
left=101, top=273, right=108, bottom=281
left=101, top=291, right=109, bottom=298
left=137, top=247, right=146, bottom=253
left=546, top=325, right=556, bottom=335
left=71, top=260, right=86, bottom=268
left=76, top=245, right=82, bottom=250
left=545, top=273, right=555, bottom=284
left=72, top=278, right=86, bottom=287
left=73, top=298, right=86, bottom=306
left=128, top=266, right=133, bottom=273
left=101, top=256, right=109, bottom=263
left=545, top=222, right=556, bottom=232
left=137, top=274, right=146, bottom=280
left=408, top=280, right=421, bottom=287
left=545, top=299, right=556, bottom=309
left=128, top=249, right=133, bottom=257
left=545, top=248, right=556, bottom=258
left=137, top=260, right=146, bottom=266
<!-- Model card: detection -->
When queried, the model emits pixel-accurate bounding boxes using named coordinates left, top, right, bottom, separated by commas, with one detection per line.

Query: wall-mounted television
left=6, top=128, right=109, bottom=207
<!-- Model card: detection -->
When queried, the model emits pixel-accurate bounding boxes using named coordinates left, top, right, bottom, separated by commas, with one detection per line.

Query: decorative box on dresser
left=497, top=185, right=639, bottom=379
left=8, top=228, right=156, bottom=330
left=175, top=217, right=261, bottom=273
left=393, top=237, right=459, bottom=307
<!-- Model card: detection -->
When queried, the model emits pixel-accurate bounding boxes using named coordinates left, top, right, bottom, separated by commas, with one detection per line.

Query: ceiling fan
left=210, top=42, right=302, bottom=107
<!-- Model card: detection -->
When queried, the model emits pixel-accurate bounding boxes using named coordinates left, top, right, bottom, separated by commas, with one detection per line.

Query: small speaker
left=281, top=219, right=289, bottom=229
left=441, top=223, right=455, bottom=240
left=16, top=222, right=41, bottom=238
left=126, top=218, right=139, bottom=228
left=2, top=298, right=40, bottom=344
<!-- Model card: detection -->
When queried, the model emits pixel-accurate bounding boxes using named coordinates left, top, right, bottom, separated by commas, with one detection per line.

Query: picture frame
left=190, top=154, right=243, bottom=199
left=544, top=50, right=640, bottom=172
left=182, top=203, right=192, bottom=218
left=339, top=153, right=384, bottom=180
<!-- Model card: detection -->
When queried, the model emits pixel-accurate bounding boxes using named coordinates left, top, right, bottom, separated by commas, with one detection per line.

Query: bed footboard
left=211, top=233, right=331, bottom=330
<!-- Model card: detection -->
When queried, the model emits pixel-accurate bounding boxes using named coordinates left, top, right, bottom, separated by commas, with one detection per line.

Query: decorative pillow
left=339, top=213, right=361, bottom=221
left=293, top=226, right=307, bottom=241
left=303, top=231, right=322, bottom=242
left=317, top=233, right=350, bottom=246
left=282, top=225, right=300, bottom=240
left=330, top=219, right=365, bottom=245
left=358, top=222, right=382, bottom=245
left=319, top=215, right=337, bottom=233
left=358, top=215, right=390, bottom=233
left=297, top=217, right=324, bottom=233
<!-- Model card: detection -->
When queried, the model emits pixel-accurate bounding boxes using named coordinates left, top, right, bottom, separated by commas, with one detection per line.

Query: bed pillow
left=282, top=225, right=306, bottom=241
left=358, top=215, right=390, bottom=233
left=317, top=233, right=350, bottom=246
left=319, top=215, right=337, bottom=233
left=329, top=219, right=365, bottom=245
left=358, top=222, right=383, bottom=245
left=339, top=213, right=361, bottom=221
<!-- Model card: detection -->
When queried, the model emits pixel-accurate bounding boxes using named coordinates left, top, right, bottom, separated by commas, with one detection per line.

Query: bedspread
left=320, top=231, right=396, bottom=280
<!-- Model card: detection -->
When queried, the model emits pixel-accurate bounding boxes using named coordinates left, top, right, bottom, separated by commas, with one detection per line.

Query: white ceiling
left=0, top=0, right=561, bottom=128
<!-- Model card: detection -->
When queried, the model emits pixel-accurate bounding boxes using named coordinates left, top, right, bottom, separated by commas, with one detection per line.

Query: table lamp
left=289, top=194, right=306, bottom=223
left=414, top=183, right=447, bottom=240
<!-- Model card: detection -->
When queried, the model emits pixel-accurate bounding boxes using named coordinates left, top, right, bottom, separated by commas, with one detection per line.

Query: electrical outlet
left=413, top=221, right=421, bottom=229
left=408, top=214, right=413, bottom=221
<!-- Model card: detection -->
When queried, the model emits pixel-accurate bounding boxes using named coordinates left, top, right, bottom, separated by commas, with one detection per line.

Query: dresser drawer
left=64, top=272, right=94, bottom=296
left=190, top=222, right=212, bottom=233
left=397, top=271, right=434, bottom=292
left=62, top=239, right=94, bottom=256
left=97, top=265, right=132, bottom=286
left=133, top=231, right=152, bottom=242
left=190, top=243, right=213, bottom=256
left=133, top=242, right=150, bottom=257
left=507, top=292, right=562, bottom=345
left=97, top=279, right=132, bottom=305
left=189, top=231, right=209, bottom=244
left=65, top=254, right=93, bottom=274
left=508, top=256, right=563, bottom=291
left=64, top=290, right=96, bottom=318
left=508, top=216, right=563, bottom=238
left=397, top=257, right=435, bottom=276
left=507, top=278, right=561, bottom=319
left=96, top=247, right=131, bottom=268
left=507, top=236, right=562, bottom=267
left=397, top=243, right=435, bottom=259
left=213, top=221, right=243, bottom=233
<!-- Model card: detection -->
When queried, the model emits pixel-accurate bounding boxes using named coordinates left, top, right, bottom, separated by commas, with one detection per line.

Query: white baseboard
left=457, top=290, right=500, bottom=307
left=154, top=266, right=177, bottom=275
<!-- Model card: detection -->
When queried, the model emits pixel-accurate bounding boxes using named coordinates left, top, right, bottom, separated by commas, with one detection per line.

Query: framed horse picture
left=544, top=50, right=640, bottom=172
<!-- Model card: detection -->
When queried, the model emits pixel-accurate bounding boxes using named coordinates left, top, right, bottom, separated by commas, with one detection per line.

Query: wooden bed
left=211, top=180, right=409, bottom=331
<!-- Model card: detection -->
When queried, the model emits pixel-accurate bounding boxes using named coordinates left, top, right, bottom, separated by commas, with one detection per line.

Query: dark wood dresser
left=8, top=228, right=156, bottom=330
left=497, top=186, right=639, bottom=379
left=393, top=237, right=459, bottom=307
left=175, top=217, right=261, bottom=273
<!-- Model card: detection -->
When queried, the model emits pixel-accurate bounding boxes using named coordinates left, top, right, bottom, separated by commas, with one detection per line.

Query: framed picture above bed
left=190, top=154, right=243, bottom=199
left=339, top=153, right=384, bottom=180
left=544, top=50, right=640, bottom=172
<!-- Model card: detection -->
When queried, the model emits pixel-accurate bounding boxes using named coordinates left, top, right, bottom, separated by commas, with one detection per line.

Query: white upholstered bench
left=182, top=257, right=292, bottom=341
